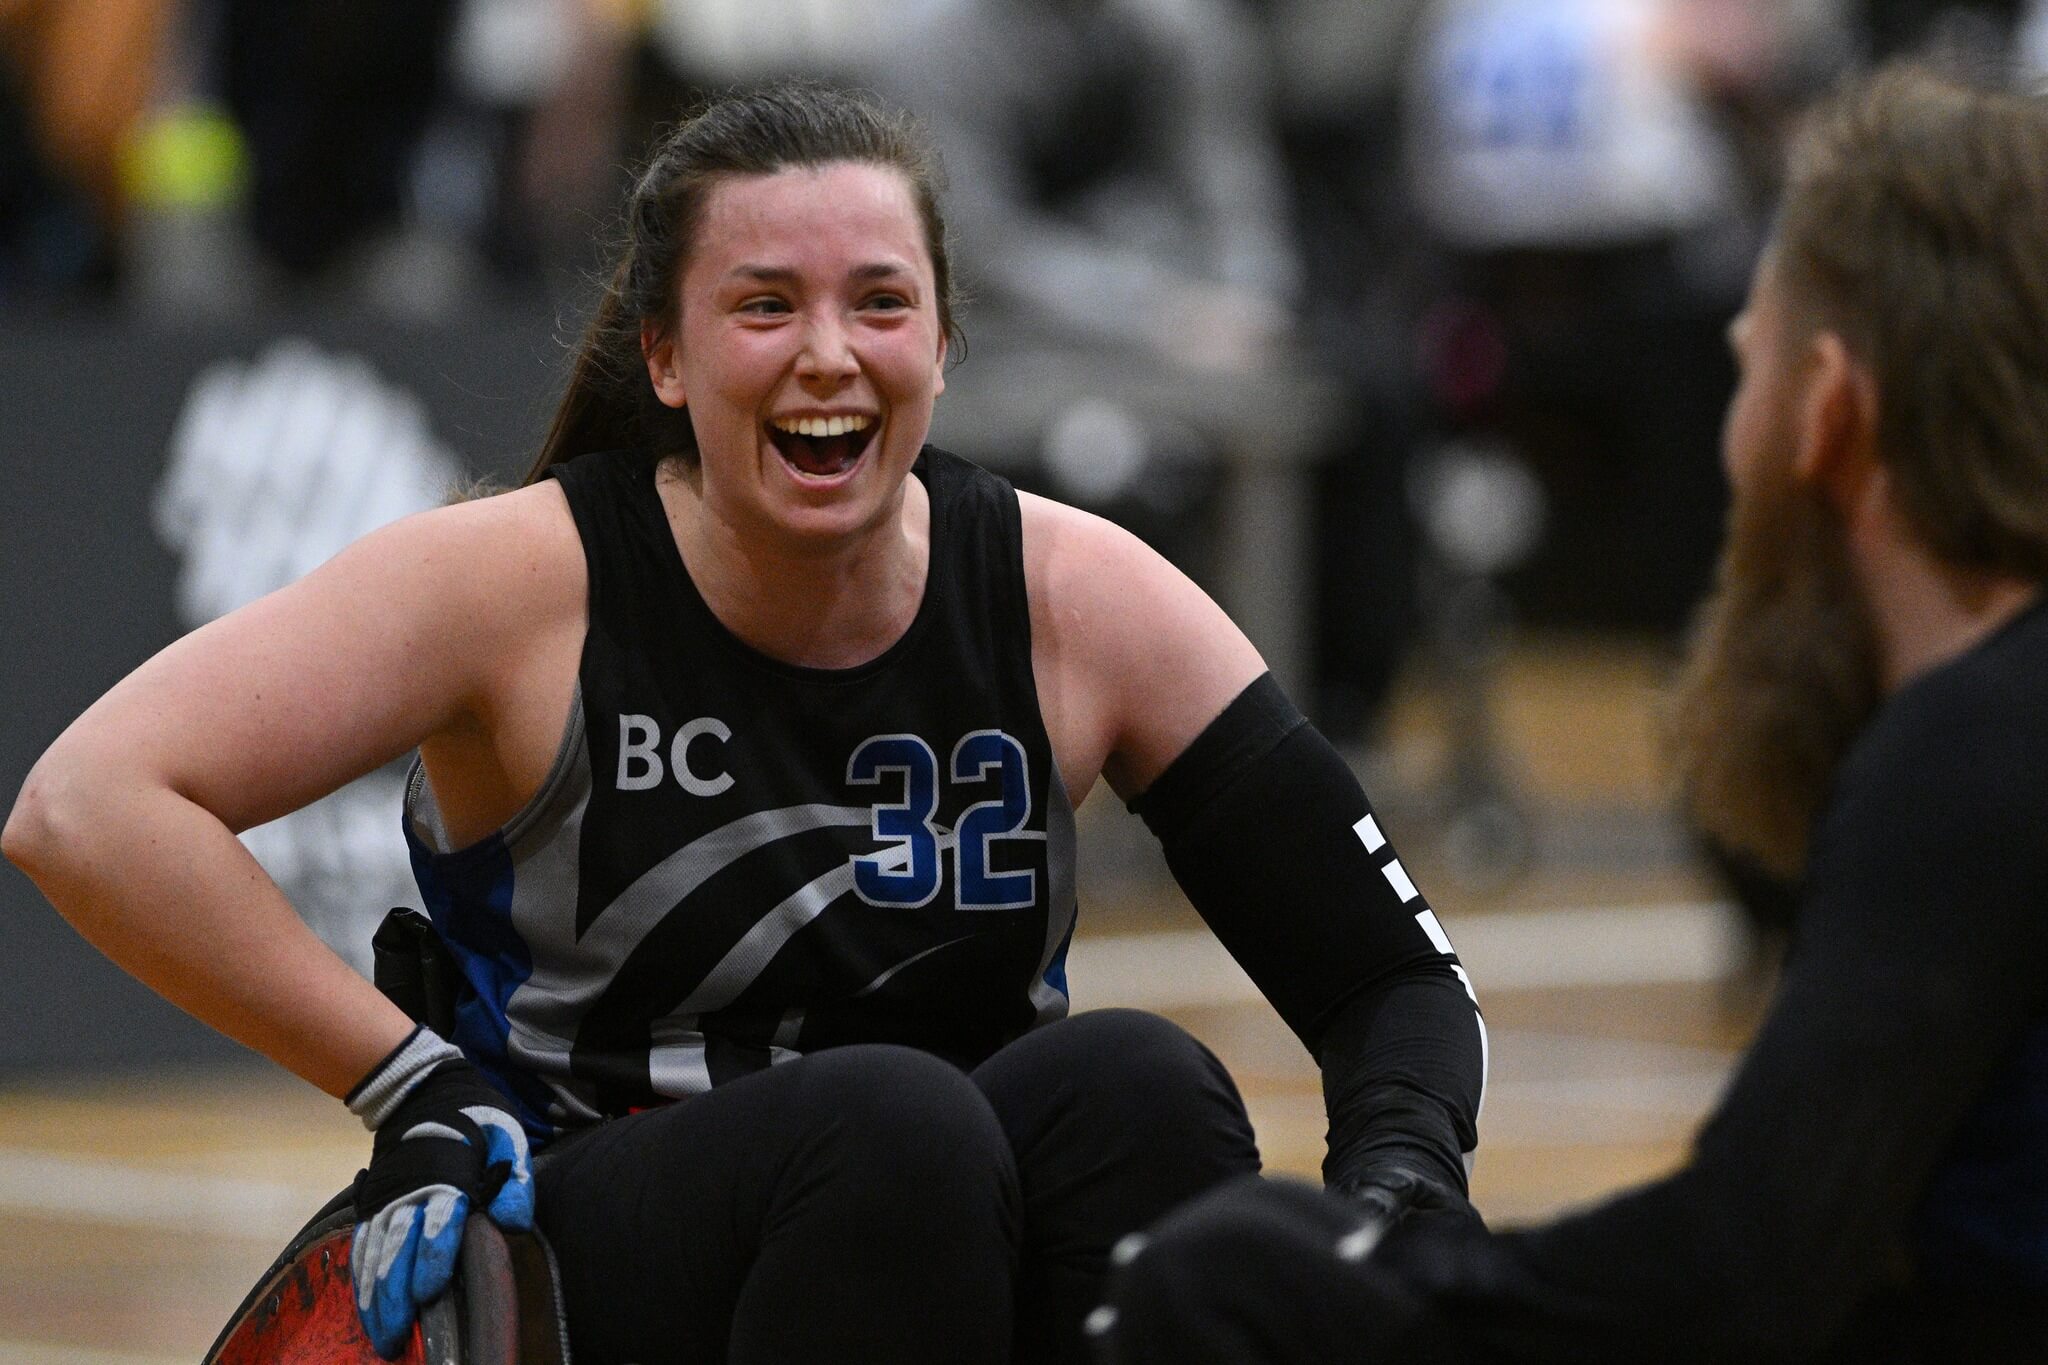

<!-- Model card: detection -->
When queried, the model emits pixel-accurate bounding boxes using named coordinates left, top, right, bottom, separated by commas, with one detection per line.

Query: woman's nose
left=796, top=314, right=858, bottom=384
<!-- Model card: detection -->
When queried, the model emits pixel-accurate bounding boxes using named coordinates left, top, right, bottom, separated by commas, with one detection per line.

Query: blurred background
left=4, top=0, right=2047, bottom=1357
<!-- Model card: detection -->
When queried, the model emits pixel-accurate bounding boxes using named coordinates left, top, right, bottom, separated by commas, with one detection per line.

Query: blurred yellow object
left=121, top=106, right=249, bottom=211
left=0, top=0, right=175, bottom=219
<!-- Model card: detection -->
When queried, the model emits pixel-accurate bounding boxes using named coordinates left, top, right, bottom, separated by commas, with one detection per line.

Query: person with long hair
left=3, top=83, right=1483, bottom=1364
left=1096, top=61, right=2048, bottom=1364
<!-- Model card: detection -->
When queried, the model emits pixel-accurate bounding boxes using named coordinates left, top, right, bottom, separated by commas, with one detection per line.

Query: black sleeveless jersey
left=402, top=447, right=1080, bottom=1138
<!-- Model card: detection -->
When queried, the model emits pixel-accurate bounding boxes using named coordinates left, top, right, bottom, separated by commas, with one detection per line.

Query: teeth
left=771, top=414, right=872, bottom=438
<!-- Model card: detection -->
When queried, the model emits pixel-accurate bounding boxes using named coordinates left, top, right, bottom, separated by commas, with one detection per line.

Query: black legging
left=532, top=1008, right=1260, bottom=1365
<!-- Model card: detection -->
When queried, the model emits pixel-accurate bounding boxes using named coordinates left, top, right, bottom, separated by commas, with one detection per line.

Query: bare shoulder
left=313, top=479, right=589, bottom=740
left=16, top=479, right=587, bottom=840
left=1018, top=491, right=1264, bottom=798
left=363, top=477, right=578, bottom=577
left=320, top=479, right=583, bottom=628
left=1020, top=491, right=1212, bottom=650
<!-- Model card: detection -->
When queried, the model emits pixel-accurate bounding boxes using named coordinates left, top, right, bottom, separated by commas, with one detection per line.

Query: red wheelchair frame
left=202, top=1183, right=568, bottom=1364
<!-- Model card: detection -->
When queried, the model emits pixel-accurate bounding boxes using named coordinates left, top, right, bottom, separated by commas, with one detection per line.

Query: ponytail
left=525, top=277, right=642, bottom=484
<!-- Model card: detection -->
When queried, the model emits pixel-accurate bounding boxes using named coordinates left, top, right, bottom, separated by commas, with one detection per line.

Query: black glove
left=1087, top=1176, right=1454, bottom=1365
left=346, top=1026, right=534, bottom=1358
left=1329, top=1160, right=1480, bottom=1262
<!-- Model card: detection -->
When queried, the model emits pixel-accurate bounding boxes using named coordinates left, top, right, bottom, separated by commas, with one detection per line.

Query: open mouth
left=768, top=413, right=877, bottom=480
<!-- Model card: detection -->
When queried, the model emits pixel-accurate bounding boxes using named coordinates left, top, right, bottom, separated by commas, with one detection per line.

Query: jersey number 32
left=848, top=730, right=1038, bottom=912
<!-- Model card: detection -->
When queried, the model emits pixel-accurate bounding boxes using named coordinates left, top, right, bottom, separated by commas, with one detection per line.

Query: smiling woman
left=646, top=161, right=947, bottom=564
left=4, top=82, right=1484, bottom=1365
left=529, top=85, right=961, bottom=482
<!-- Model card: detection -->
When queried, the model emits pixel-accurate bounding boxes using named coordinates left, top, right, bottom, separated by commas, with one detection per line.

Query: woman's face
left=645, top=161, right=947, bottom=546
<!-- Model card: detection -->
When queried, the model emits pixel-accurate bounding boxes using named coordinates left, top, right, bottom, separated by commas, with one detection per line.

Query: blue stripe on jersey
left=1042, top=917, right=1075, bottom=1002
left=402, top=820, right=556, bottom=1137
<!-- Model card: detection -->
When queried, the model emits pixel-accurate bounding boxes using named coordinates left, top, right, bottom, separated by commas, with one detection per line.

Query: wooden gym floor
left=0, top=635, right=1767, bottom=1362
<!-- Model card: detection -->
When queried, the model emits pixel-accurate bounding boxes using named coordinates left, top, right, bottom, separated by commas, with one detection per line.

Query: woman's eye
left=863, top=293, right=910, bottom=311
left=740, top=297, right=790, bottom=315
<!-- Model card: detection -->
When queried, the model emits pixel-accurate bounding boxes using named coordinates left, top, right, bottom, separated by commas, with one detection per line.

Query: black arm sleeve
left=1131, top=674, right=1485, bottom=1197
left=1387, top=663, right=2048, bottom=1361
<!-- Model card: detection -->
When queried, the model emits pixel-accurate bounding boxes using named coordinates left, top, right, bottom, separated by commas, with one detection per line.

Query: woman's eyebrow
left=723, top=261, right=914, bottom=283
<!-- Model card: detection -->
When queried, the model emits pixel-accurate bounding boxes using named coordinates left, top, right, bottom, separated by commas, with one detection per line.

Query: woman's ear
left=643, top=320, right=686, bottom=409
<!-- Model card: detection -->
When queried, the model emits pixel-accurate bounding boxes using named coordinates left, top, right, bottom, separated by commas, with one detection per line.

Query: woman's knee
left=785, top=1044, right=1020, bottom=1212
left=1072, top=1008, right=1236, bottom=1088
left=979, top=1009, right=1256, bottom=1153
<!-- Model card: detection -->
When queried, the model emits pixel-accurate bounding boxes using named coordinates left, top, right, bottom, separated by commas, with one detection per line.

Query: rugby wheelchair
left=203, top=910, right=571, bottom=1364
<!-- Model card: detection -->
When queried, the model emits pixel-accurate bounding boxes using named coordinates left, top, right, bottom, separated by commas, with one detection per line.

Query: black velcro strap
left=372, top=908, right=465, bottom=1037
left=353, top=1112, right=491, bottom=1217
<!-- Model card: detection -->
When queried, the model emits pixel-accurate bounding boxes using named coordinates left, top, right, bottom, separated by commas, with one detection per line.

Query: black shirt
left=1394, top=592, right=2048, bottom=1361
left=403, top=447, right=1079, bottom=1136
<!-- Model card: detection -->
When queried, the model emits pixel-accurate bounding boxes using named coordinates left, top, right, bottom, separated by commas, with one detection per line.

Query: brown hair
left=524, top=81, right=961, bottom=484
left=1774, top=62, right=2048, bottom=578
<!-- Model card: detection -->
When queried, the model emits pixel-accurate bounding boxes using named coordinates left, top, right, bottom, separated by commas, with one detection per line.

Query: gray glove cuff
left=346, top=1026, right=464, bottom=1131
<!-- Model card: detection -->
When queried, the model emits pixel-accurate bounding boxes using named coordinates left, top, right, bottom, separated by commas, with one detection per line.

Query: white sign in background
left=156, top=340, right=462, bottom=973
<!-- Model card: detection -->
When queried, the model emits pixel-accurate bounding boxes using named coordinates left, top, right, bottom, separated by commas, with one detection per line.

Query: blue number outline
left=847, top=735, right=942, bottom=907
left=951, top=729, right=1037, bottom=910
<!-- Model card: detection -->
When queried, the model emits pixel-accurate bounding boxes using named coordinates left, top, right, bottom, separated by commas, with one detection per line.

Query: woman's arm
left=1020, top=491, right=1265, bottom=798
left=3, top=483, right=580, bottom=1096
left=1025, top=493, right=1484, bottom=1207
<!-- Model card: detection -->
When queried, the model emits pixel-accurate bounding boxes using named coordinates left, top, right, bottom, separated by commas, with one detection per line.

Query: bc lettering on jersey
left=611, top=715, right=1045, bottom=913
left=616, top=714, right=735, bottom=796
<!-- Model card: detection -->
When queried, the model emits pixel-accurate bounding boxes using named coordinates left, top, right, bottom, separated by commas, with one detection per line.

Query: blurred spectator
left=0, top=0, right=177, bottom=299
left=1398, top=0, right=1838, bottom=632
left=871, top=0, right=1340, bottom=709
left=218, top=0, right=459, bottom=281
left=628, top=0, right=922, bottom=178
left=879, top=0, right=1301, bottom=373
left=1408, top=0, right=1743, bottom=254
left=1858, top=0, right=2028, bottom=62
left=126, top=0, right=633, bottom=314
left=640, top=0, right=918, bottom=85
left=1385, top=0, right=1845, bottom=892
left=412, top=0, right=634, bottom=293
left=1249, top=0, right=1434, bottom=738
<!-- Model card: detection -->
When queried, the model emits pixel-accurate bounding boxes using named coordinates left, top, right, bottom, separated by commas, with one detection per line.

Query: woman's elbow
left=4, top=746, right=125, bottom=886
left=5, top=762, right=61, bottom=878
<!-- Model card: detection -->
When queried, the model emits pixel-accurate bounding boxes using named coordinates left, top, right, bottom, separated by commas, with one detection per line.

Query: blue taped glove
left=345, top=1027, right=533, bottom=1359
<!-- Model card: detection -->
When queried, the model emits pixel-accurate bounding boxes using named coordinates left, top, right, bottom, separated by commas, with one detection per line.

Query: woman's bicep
left=1028, top=496, right=1267, bottom=798
left=41, top=504, right=524, bottom=834
left=1106, top=567, right=1269, bottom=793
